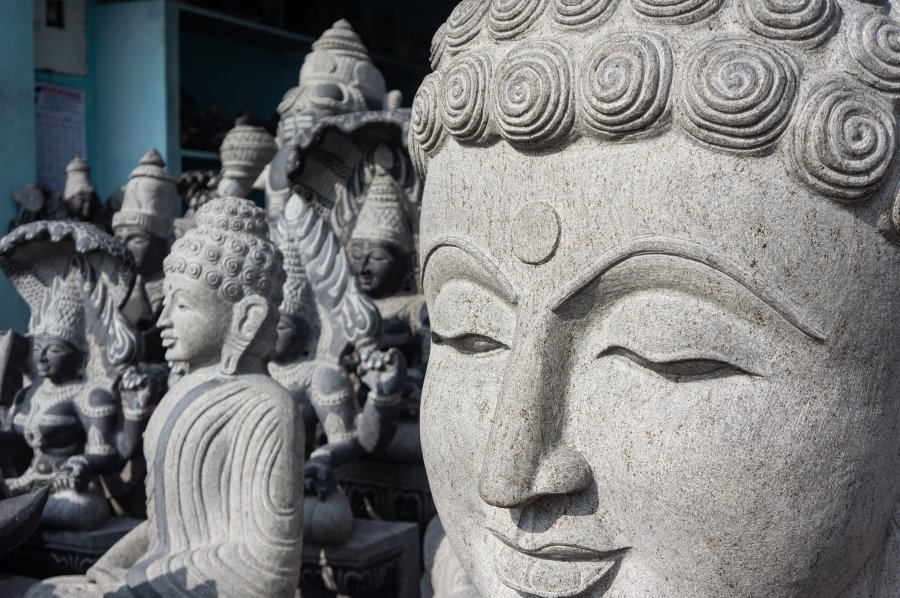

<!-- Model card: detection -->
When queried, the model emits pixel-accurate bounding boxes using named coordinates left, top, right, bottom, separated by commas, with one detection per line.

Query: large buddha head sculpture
left=411, top=1, right=900, bottom=596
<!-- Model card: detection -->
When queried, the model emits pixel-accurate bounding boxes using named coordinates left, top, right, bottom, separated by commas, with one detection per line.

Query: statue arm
left=74, top=389, right=124, bottom=475
left=0, top=388, right=30, bottom=455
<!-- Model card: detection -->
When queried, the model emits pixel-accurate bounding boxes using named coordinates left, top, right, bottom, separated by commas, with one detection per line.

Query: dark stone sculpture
left=0, top=221, right=146, bottom=531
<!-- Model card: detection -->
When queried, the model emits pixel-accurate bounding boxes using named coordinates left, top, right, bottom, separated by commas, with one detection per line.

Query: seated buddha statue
left=27, top=196, right=304, bottom=597
left=411, top=1, right=900, bottom=596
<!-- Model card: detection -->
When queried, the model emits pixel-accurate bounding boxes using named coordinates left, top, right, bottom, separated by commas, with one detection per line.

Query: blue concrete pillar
left=0, top=2, right=36, bottom=332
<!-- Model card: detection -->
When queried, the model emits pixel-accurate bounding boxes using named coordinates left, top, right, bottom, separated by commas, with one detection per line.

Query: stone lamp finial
left=63, top=155, right=95, bottom=201
left=112, top=149, right=178, bottom=239
left=350, top=166, right=413, bottom=254
left=219, top=118, right=277, bottom=194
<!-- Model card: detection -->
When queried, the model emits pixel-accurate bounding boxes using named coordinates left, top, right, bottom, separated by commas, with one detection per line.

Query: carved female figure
left=347, top=166, right=429, bottom=420
left=0, top=221, right=145, bottom=531
left=413, top=1, right=900, bottom=596
left=271, top=192, right=406, bottom=544
left=28, top=196, right=304, bottom=597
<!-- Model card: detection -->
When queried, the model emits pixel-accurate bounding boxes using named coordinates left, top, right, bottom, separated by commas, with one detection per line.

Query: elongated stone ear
left=219, top=295, right=268, bottom=375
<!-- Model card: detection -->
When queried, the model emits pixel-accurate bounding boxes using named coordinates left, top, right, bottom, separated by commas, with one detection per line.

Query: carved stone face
left=274, top=312, right=311, bottom=363
left=419, top=138, right=900, bottom=598
left=158, top=273, right=232, bottom=368
left=114, top=226, right=167, bottom=275
left=348, top=239, right=407, bottom=298
left=32, top=335, right=83, bottom=383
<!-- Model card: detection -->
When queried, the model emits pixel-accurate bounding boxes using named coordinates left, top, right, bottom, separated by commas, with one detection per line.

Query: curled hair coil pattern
left=847, top=12, right=900, bottom=92
left=791, top=79, right=897, bottom=200
left=552, top=0, right=620, bottom=27
left=442, top=50, right=494, bottom=141
left=489, top=0, right=549, bottom=40
left=738, top=0, right=840, bottom=48
left=680, top=37, right=799, bottom=153
left=579, top=32, right=673, bottom=138
left=630, top=0, right=722, bottom=24
left=447, top=0, right=490, bottom=50
left=493, top=40, right=575, bottom=148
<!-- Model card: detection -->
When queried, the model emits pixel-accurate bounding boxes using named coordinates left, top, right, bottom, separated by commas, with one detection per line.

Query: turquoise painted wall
left=93, top=0, right=177, bottom=198
left=0, top=2, right=36, bottom=332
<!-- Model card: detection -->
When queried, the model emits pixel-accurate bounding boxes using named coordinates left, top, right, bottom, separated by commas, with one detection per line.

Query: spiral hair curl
left=164, top=196, right=285, bottom=307
left=412, top=0, right=900, bottom=213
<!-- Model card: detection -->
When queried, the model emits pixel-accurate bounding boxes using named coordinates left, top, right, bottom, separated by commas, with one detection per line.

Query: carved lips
left=490, top=529, right=628, bottom=597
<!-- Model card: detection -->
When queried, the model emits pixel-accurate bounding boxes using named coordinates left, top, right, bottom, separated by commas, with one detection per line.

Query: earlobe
left=220, top=296, right=269, bottom=375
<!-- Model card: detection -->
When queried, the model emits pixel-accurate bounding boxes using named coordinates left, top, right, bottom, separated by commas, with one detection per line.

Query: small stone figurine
left=271, top=191, right=406, bottom=545
left=27, top=196, right=304, bottom=597
left=112, top=149, right=179, bottom=365
left=9, top=156, right=104, bottom=230
left=0, top=221, right=145, bottom=531
left=348, top=166, right=429, bottom=428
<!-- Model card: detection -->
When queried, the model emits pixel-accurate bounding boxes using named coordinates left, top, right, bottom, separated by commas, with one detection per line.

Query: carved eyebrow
left=422, top=236, right=520, bottom=305
left=549, top=236, right=827, bottom=342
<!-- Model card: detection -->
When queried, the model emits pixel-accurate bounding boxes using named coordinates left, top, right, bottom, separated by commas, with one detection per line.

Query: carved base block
left=300, top=518, right=420, bottom=598
left=0, top=517, right=139, bottom=579
left=337, top=460, right=436, bottom=532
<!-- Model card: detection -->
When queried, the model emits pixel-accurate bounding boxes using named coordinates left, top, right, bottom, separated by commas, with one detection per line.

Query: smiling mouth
left=490, top=530, right=628, bottom=598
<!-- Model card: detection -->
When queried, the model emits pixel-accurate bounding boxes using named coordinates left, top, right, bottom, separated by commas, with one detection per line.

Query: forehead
left=420, top=136, right=897, bottom=329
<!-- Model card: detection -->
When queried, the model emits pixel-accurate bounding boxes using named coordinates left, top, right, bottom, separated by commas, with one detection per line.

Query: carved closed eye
left=599, top=346, right=757, bottom=381
left=431, top=331, right=509, bottom=356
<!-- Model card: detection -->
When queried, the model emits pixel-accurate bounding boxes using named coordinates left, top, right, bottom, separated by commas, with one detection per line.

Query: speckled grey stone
left=412, top=1, right=900, bottom=596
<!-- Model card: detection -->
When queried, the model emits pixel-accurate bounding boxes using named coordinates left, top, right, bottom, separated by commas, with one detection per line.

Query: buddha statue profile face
left=412, top=2, right=900, bottom=597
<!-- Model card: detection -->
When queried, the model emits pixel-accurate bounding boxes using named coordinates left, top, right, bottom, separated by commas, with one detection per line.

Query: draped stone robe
left=26, top=371, right=304, bottom=598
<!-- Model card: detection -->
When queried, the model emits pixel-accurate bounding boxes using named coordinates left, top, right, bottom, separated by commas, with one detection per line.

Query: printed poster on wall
left=35, top=84, right=87, bottom=192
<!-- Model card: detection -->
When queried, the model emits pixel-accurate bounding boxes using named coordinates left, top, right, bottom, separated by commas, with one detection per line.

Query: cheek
left=421, top=349, right=501, bottom=521
left=564, top=347, right=899, bottom=593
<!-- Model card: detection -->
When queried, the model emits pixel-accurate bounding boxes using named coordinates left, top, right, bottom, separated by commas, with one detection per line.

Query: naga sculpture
left=270, top=191, right=405, bottom=545
left=27, top=195, right=304, bottom=597
left=413, top=0, right=900, bottom=596
left=0, top=221, right=145, bottom=531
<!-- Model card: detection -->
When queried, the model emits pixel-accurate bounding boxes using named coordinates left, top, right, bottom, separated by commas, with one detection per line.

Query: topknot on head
left=412, top=0, right=900, bottom=210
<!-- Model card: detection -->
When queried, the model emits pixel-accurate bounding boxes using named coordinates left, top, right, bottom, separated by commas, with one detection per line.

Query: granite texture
left=413, top=1, right=900, bottom=596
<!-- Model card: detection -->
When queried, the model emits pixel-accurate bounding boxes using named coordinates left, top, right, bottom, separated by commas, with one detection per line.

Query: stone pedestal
left=300, top=518, right=420, bottom=598
left=337, top=460, right=436, bottom=532
left=0, top=517, right=139, bottom=579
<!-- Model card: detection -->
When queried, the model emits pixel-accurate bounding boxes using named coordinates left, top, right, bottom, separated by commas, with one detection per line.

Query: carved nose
left=478, top=309, right=591, bottom=508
